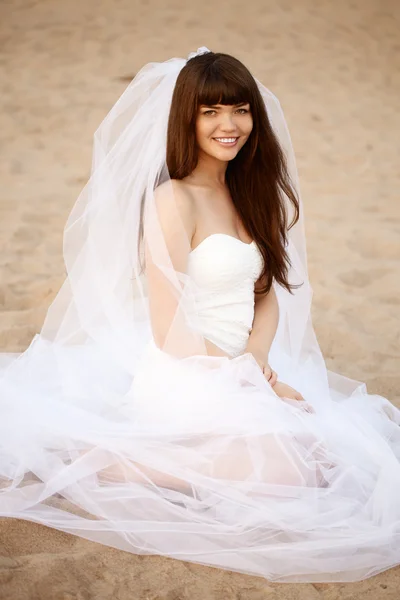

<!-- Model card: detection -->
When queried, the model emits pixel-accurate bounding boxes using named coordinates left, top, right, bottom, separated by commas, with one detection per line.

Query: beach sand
left=0, top=0, right=399, bottom=598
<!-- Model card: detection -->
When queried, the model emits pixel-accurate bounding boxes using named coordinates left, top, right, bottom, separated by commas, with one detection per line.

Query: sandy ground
left=0, top=0, right=399, bottom=598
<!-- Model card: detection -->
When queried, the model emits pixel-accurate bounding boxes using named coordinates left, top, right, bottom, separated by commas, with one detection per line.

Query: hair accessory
left=187, top=46, right=211, bottom=61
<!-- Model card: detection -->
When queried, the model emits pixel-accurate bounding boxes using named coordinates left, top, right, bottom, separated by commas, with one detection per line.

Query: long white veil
left=0, top=47, right=399, bottom=584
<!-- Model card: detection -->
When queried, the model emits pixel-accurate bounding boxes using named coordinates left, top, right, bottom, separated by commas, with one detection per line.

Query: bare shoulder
left=154, top=179, right=194, bottom=206
left=153, top=179, right=196, bottom=236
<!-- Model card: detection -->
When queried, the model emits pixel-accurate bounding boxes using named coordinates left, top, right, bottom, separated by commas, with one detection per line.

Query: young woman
left=147, top=50, right=308, bottom=405
left=0, top=47, right=399, bottom=584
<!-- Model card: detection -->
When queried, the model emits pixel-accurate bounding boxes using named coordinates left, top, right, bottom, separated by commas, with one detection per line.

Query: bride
left=1, top=47, right=399, bottom=584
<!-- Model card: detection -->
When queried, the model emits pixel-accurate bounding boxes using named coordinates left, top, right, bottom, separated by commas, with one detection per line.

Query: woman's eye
left=201, top=108, right=249, bottom=116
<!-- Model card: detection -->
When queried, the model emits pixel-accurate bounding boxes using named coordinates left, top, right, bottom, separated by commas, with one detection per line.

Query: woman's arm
left=245, top=277, right=310, bottom=406
left=247, top=280, right=279, bottom=358
left=244, top=276, right=279, bottom=384
left=145, top=181, right=195, bottom=354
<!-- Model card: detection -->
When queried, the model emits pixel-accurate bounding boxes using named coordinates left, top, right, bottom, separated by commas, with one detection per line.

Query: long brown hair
left=166, top=51, right=302, bottom=295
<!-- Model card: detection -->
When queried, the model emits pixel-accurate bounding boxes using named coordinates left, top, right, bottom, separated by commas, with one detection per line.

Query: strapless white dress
left=1, top=233, right=400, bottom=583
left=187, top=233, right=263, bottom=356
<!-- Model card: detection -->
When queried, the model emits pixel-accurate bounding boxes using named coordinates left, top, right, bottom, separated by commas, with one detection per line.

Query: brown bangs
left=196, top=63, right=252, bottom=108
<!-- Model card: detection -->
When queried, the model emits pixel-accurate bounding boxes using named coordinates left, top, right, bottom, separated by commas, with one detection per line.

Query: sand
left=0, top=0, right=399, bottom=598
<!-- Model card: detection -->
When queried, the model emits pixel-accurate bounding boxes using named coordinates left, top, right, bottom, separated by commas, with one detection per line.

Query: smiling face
left=195, top=102, right=253, bottom=162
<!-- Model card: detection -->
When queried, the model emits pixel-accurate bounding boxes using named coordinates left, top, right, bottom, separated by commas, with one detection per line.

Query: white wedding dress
left=188, top=233, right=263, bottom=357
left=1, top=233, right=400, bottom=583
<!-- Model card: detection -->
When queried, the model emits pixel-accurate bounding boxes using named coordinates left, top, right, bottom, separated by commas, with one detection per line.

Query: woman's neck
left=187, top=151, right=228, bottom=187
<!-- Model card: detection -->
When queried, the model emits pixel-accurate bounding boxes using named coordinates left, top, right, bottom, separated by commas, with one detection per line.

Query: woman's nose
left=219, top=114, right=236, bottom=131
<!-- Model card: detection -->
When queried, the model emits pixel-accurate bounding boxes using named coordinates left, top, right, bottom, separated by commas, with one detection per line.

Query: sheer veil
left=40, top=47, right=314, bottom=372
left=1, top=47, right=399, bottom=584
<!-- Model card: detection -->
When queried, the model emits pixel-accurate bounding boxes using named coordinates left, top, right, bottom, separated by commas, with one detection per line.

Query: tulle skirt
left=1, top=334, right=400, bottom=583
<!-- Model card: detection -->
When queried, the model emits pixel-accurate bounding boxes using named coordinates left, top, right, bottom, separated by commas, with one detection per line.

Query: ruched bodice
left=186, top=233, right=263, bottom=357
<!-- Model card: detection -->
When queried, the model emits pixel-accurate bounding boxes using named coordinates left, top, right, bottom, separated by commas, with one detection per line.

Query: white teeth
left=214, top=137, right=237, bottom=143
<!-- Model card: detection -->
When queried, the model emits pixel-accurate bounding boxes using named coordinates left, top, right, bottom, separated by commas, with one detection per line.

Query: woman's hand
left=249, top=351, right=278, bottom=387
left=273, top=381, right=314, bottom=413
left=273, top=381, right=304, bottom=400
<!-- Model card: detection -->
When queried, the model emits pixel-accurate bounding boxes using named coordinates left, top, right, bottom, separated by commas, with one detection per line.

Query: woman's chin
left=206, top=146, right=241, bottom=161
